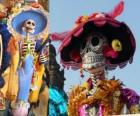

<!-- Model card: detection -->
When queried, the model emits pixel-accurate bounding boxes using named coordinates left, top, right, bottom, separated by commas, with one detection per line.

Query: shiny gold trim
left=129, top=104, right=140, bottom=114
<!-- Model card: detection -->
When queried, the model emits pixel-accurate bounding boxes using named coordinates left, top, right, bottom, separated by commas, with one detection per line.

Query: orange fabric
left=30, top=3, right=41, bottom=8
left=7, top=36, right=19, bottom=55
left=3, top=36, right=19, bottom=101
left=6, top=38, right=19, bottom=101
left=6, top=66, right=18, bottom=101
left=68, top=80, right=123, bottom=115
left=0, top=12, right=6, bottom=19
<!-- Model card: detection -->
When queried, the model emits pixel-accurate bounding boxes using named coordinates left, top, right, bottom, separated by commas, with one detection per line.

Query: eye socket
left=90, top=33, right=106, bottom=52
left=80, top=32, right=106, bottom=56
left=27, top=21, right=31, bottom=24
left=32, top=23, right=35, bottom=26
left=91, top=37, right=100, bottom=46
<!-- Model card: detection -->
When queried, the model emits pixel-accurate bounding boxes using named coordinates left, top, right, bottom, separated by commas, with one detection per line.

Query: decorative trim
left=7, top=5, right=49, bottom=40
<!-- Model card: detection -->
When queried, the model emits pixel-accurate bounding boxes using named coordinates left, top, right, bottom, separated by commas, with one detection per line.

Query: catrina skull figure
left=22, top=19, right=36, bottom=34
left=57, top=1, right=140, bottom=116
left=80, top=32, right=107, bottom=70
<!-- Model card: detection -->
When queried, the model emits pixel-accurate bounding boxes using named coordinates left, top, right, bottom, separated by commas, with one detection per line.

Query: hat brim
left=8, top=6, right=49, bottom=39
left=60, top=18, right=136, bottom=70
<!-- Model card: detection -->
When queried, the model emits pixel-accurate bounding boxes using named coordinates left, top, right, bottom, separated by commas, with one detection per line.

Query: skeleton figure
left=21, top=19, right=48, bottom=63
left=58, top=1, right=140, bottom=115
left=0, top=1, right=50, bottom=116
left=20, top=19, right=36, bottom=59
left=9, top=17, right=48, bottom=116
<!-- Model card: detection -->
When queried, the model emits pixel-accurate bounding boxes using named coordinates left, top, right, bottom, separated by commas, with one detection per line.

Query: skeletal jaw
left=25, top=27, right=35, bottom=34
left=82, top=52, right=105, bottom=69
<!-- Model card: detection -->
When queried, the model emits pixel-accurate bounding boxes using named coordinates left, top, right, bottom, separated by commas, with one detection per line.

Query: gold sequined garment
left=68, top=79, right=134, bottom=116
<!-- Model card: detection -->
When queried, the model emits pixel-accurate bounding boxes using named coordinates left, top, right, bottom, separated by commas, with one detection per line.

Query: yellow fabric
left=6, top=38, right=19, bottom=101
left=29, top=62, right=45, bottom=103
left=0, top=68, right=10, bottom=97
left=0, top=66, right=19, bottom=102
left=68, top=80, right=123, bottom=115
left=6, top=66, right=18, bottom=101
left=0, top=36, right=19, bottom=101
left=30, top=86, right=49, bottom=116
left=81, top=82, right=89, bottom=89
left=42, top=31, right=49, bottom=43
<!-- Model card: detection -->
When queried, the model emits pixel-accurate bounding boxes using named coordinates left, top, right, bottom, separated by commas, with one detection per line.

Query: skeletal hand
left=39, top=52, right=48, bottom=64
left=39, top=45, right=49, bottom=64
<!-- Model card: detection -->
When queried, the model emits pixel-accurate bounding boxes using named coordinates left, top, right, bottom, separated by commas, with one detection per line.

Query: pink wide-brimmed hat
left=51, top=1, right=136, bottom=70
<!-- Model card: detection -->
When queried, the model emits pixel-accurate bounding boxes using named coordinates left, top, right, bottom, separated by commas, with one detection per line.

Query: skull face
left=23, top=19, right=36, bottom=34
left=80, top=32, right=107, bottom=70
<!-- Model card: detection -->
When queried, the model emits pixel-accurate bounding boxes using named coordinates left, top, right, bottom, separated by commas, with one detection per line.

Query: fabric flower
left=103, top=46, right=118, bottom=59
left=70, top=50, right=82, bottom=63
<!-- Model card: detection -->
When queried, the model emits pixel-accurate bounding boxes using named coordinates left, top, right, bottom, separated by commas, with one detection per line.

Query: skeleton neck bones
left=79, top=32, right=109, bottom=94
left=87, top=66, right=106, bottom=95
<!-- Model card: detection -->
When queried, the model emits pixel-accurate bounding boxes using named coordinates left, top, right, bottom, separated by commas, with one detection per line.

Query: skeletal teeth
left=82, top=52, right=105, bottom=69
